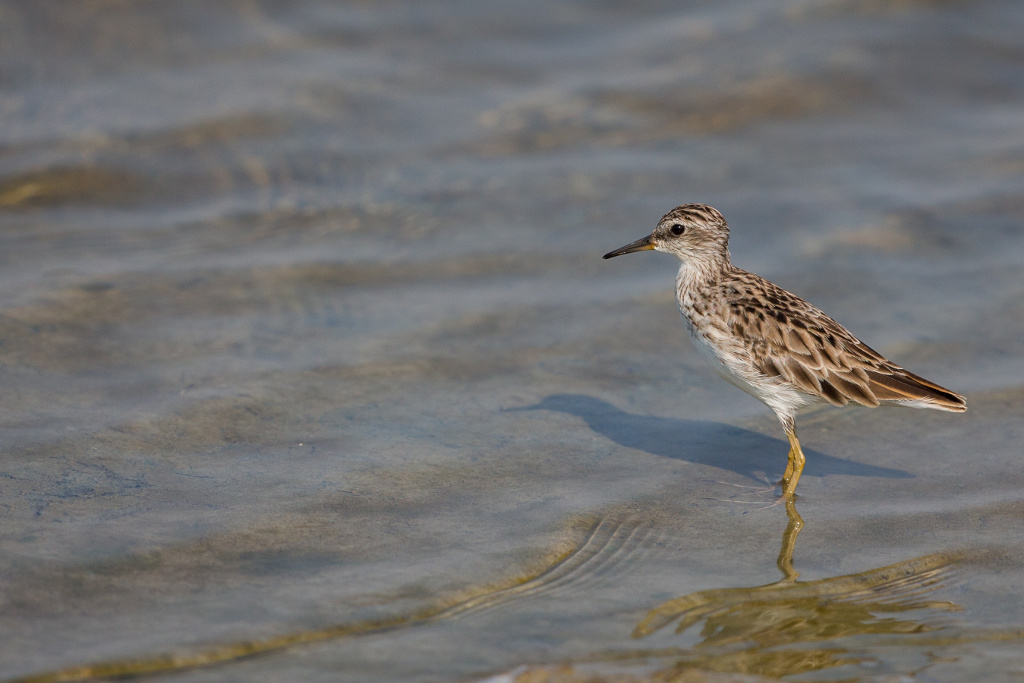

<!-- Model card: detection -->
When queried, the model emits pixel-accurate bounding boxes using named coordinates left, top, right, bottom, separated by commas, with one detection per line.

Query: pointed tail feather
left=866, top=369, right=966, bottom=412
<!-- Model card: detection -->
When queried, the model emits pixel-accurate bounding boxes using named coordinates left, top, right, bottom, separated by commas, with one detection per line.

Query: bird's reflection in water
left=629, top=499, right=963, bottom=679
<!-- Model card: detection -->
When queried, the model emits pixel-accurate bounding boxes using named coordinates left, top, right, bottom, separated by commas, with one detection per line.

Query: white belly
left=682, top=311, right=814, bottom=422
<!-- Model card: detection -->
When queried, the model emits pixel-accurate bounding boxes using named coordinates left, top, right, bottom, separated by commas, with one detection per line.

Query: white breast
left=675, top=262, right=814, bottom=424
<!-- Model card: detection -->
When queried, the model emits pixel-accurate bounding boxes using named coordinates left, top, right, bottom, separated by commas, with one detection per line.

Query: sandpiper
left=604, top=204, right=966, bottom=498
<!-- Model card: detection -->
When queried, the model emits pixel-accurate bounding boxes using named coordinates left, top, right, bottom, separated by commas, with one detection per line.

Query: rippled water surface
left=2, top=2, right=1024, bottom=681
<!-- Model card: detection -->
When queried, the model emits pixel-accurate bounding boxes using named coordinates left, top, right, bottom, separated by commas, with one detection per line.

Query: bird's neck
left=675, top=254, right=730, bottom=298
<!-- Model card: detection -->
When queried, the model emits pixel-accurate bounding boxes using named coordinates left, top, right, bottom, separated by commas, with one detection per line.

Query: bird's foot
left=707, top=498, right=781, bottom=511
left=714, top=479, right=776, bottom=495
left=775, top=480, right=800, bottom=501
left=706, top=479, right=779, bottom=507
left=706, top=497, right=776, bottom=507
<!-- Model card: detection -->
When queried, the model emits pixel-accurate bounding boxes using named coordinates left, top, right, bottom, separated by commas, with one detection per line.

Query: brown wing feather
left=725, top=271, right=966, bottom=412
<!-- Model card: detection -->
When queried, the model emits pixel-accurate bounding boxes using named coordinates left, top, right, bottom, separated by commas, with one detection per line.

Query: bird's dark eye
left=670, top=223, right=685, bottom=236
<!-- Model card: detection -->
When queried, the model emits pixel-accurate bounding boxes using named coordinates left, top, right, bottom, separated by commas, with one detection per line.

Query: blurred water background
left=2, top=1, right=1024, bottom=681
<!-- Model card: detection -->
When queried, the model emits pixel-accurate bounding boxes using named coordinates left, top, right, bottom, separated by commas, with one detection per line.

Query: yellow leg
left=782, top=448, right=794, bottom=483
left=781, top=429, right=806, bottom=499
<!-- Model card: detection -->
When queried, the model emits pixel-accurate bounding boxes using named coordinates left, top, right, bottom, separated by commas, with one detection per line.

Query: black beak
left=603, top=234, right=656, bottom=259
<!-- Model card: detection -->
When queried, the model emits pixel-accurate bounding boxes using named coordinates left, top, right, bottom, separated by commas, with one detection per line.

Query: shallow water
left=2, top=1, right=1024, bottom=681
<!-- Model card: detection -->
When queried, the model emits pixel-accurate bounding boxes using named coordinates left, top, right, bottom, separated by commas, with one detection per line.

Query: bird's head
left=603, top=203, right=731, bottom=266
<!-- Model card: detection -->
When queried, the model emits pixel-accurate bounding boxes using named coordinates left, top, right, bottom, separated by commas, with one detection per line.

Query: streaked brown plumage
left=604, top=203, right=966, bottom=498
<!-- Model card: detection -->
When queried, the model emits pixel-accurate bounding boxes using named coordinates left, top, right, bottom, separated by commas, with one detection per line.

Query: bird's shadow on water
left=515, top=394, right=911, bottom=483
